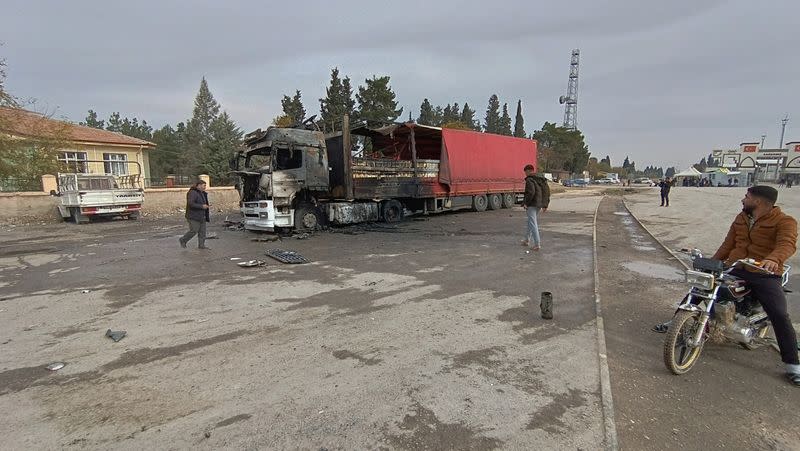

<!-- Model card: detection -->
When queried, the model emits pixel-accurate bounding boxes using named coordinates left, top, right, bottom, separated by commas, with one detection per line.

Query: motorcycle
left=663, top=249, right=791, bottom=375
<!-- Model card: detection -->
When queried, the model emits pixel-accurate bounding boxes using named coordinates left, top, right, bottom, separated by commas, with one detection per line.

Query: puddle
left=621, top=261, right=683, bottom=281
left=633, top=245, right=657, bottom=251
left=613, top=212, right=630, bottom=216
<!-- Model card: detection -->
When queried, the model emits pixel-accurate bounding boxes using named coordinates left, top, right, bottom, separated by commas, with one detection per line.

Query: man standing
left=713, top=186, right=799, bottom=386
left=179, top=180, right=211, bottom=250
left=521, top=164, right=550, bottom=251
left=659, top=177, right=672, bottom=206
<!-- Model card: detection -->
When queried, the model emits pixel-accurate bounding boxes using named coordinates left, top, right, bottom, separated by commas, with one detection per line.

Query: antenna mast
left=559, top=49, right=580, bottom=130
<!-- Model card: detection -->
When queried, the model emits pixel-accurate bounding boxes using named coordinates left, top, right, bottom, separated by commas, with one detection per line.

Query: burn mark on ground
left=384, top=401, right=502, bottom=450
left=332, top=350, right=382, bottom=366
left=526, top=388, right=588, bottom=434
left=215, top=413, right=252, bottom=428
left=50, top=325, right=94, bottom=338
left=443, top=346, right=544, bottom=395
left=0, top=365, right=103, bottom=396
left=274, top=288, right=392, bottom=317
left=101, top=330, right=250, bottom=372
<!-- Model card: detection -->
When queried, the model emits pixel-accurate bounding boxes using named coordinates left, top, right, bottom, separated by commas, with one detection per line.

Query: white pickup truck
left=52, top=160, right=144, bottom=224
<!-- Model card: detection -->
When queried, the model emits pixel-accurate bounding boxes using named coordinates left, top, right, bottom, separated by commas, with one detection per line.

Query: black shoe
left=179, top=238, right=186, bottom=249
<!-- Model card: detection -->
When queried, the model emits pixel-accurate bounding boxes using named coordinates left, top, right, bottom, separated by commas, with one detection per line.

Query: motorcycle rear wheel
left=664, top=310, right=705, bottom=375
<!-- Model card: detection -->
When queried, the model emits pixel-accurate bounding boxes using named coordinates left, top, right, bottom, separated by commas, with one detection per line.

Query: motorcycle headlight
left=685, top=270, right=714, bottom=290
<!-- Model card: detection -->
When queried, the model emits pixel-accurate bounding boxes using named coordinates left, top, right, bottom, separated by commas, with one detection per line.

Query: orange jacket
left=713, top=207, right=797, bottom=269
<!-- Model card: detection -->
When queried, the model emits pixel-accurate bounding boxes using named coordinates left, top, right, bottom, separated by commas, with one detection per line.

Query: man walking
left=659, top=177, right=672, bottom=206
left=712, top=186, right=799, bottom=386
left=179, top=180, right=211, bottom=250
left=521, top=164, right=550, bottom=251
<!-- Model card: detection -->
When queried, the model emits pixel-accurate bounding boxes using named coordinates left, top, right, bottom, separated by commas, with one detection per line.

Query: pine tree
left=499, top=103, right=512, bottom=136
left=418, top=99, right=435, bottom=125
left=623, top=156, right=630, bottom=169
left=281, top=90, right=306, bottom=124
left=186, top=77, right=220, bottom=145
left=355, top=75, right=403, bottom=128
left=150, top=125, right=181, bottom=177
left=483, top=95, right=501, bottom=134
left=319, top=68, right=356, bottom=132
left=460, top=103, right=479, bottom=130
left=451, top=103, right=460, bottom=123
left=442, top=104, right=453, bottom=124
left=432, top=105, right=444, bottom=126
left=80, top=110, right=105, bottom=129
left=106, top=112, right=123, bottom=132
left=204, top=111, right=243, bottom=185
left=513, top=100, right=525, bottom=138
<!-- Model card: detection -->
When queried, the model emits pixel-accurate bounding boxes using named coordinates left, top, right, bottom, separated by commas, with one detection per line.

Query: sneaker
left=179, top=238, right=186, bottom=249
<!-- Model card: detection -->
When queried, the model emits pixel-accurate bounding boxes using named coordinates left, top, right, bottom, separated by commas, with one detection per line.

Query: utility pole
left=778, top=114, right=789, bottom=148
left=760, top=134, right=766, bottom=149
left=559, top=49, right=580, bottom=130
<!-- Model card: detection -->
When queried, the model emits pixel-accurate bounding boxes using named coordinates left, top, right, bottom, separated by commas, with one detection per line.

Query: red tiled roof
left=0, top=106, right=155, bottom=147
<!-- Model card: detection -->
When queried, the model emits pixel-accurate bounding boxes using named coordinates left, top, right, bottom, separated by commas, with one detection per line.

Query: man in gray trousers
left=179, top=180, right=211, bottom=250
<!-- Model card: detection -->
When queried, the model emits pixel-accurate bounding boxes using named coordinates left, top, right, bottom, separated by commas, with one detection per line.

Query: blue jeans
left=526, top=207, right=541, bottom=246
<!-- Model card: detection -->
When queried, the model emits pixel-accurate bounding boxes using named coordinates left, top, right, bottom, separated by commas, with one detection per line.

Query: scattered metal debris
left=206, top=233, right=219, bottom=239
left=294, top=233, right=310, bottom=240
left=251, top=235, right=280, bottom=242
left=265, top=249, right=310, bottom=264
left=230, top=257, right=242, bottom=261
left=105, top=329, right=127, bottom=342
left=237, top=260, right=267, bottom=268
left=81, top=289, right=91, bottom=293
left=45, top=362, right=66, bottom=371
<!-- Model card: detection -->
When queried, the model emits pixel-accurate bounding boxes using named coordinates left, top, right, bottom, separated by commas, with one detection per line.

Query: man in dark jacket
left=659, top=177, right=672, bottom=206
left=521, top=164, right=550, bottom=251
left=179, top=180, right=210, bottom=249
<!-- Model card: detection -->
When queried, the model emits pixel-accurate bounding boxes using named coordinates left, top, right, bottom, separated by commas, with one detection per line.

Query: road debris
left=81, top=289, right=91, bottom=293
left=237, top=260, right=267, bottom=268
left=45, top=362, right=66, bottom=371
left=265, top=249, right=310, bottom=264
left=105, top=329, right=127, bottom=342
left=251, top=235, right=280, bottom=242
left=206, top=233, right=219, bottom=239
left=294, top=233, right=310, bottom=240
left=230, top=257, right=242, bottom=261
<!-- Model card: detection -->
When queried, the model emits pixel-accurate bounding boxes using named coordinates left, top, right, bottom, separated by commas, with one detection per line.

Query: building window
left=58, top=152, right=88, bottom=173
left=103, top=153, right=128, bottom=175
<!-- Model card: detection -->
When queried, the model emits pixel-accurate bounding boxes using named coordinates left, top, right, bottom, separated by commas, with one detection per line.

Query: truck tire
left=501, top=193, right=515, bottom=208
left=472, top=194, right=488, bottom=212
left=294, top=205, right=321, bottom=231
left=69, top=207, right=83, bottom=224
left=487, top=194, right=502, bottom=210
left=381, top=200, right=404, bottom=223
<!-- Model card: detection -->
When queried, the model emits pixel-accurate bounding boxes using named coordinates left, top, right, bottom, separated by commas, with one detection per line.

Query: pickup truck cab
left=53, top=160, right=144, bottom=224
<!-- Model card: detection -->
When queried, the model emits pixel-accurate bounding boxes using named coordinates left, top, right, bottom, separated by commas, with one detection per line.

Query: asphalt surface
left=0, top=199, right=607, bottom=450
left=597, top=195, right=800, bottom=450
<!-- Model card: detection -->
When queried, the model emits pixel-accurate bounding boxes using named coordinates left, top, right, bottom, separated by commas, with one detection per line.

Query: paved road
left=0, top=199, right=607, bottom=450
left=597, top=195, right=800, bottom=450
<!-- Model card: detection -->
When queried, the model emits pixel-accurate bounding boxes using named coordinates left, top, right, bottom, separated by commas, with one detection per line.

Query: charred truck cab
left=232, top=117, right=537, bottom=232
left=233, top=127, right=329, bottom=231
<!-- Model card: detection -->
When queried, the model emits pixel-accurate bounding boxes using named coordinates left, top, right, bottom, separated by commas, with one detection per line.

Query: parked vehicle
left=52, top=160, right=144, bottom=224
left=663, top=248, right=791, bottom=375
left=633, top=177, right=656, bottom=186
left=562, top=179, right=588, bottom=187
left=231, top=119, right=537, bottom=232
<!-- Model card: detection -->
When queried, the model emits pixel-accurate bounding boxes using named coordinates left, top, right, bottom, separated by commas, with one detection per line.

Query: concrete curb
left=620, top=196, right=690, bottom=271
left=592, top=196, right=619, bottom=451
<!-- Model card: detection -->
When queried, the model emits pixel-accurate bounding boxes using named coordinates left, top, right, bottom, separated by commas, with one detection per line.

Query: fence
left=144, top=175, right=197, bottom=188
left=0, top=177, right=43, bottom=192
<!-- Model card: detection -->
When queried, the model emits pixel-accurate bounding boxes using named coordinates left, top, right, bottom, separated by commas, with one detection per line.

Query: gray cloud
left=2, top=0, right=798, bottom=169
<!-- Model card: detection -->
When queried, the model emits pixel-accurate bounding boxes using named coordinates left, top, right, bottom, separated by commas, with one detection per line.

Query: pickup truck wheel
left=128, top=212, right=140, bottom=220
left=472, top=194, right=488, bottom=212
left=381, top=200, right=404, bottom=223
left=501, top=193, right=515, bottom=208
left=487, top=194, right=502, bottom=210
left=70, top=207, right=81, bottom=224
left=294, top=206, right=321, bottom=231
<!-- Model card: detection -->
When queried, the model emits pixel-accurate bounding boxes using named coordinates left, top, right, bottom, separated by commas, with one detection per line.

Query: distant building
left=710, top=141, right=799, bottom=184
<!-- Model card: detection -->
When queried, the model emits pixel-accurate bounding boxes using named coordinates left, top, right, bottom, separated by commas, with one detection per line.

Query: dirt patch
left=331, top=350, right=382, bottom=366
left=384, top=401, right=502, bottom=450
left=51, top=325, right=94, bottom=338
left=526, top=388, right=588, bottom=433
left=215, top=414, right=252, bottom=428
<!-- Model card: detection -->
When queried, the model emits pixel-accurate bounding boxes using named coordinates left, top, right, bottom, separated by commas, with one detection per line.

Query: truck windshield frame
left=274, top=147, right=303, bottom=171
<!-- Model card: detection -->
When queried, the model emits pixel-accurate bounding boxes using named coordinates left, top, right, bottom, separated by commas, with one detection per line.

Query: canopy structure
left=674, top=166, right=702, bottom=177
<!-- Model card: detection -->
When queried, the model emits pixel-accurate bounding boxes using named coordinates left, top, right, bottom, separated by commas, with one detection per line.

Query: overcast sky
left=3, top=0, right=799, bottom=169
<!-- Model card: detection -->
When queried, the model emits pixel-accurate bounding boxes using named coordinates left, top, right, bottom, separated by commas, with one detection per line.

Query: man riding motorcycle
left=654, top=186, right=799, bottom=386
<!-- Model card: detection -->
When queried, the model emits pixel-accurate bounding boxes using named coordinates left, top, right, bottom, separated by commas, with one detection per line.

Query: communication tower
left=559, top=49, right=580, bottom=130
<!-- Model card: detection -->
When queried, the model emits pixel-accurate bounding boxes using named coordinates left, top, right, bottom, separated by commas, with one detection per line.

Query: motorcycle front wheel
left=664, top=310, right=706, bottom=374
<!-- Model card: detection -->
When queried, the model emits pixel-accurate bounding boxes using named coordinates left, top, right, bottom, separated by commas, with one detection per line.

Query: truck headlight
left=685, top=270, right=714, bottom=290
left=258, top=202, right=269, bottom=209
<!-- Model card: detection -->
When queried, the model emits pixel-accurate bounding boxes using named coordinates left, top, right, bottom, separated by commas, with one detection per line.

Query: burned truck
left=231, top=120, right=537, bottom=232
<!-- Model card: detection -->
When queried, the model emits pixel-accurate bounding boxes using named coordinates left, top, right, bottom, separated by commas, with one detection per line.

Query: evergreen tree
left=513, top=100, right=525, bottom=138
left=442, top=104, right=453, bottom=124
left=418, top=98, right=435, bottom=125
left=532, top=121, right=591, bottom=173
left=80, top=110, right=105, bottom=129
left=451, top=103, right=460, bottom=123
left=499, top=103, right=512, bottom=136
left=319, top=68, right=356, bottom=132
left=355, top=75, right=403, bottom=127
left=0, top=52, right=14, bottom=106
left=600, top=155, right=611, bottom=166
left=623, top=156, right=630, bottom=169
left=281, top=90, right=306, bottom=124
left=460, top=103, right=479, bottom=130
left=106, top=112, right=123, bottom=132
left=186, top=77, right=220, bottom=145
left=150, top=124, right=181, bottom=177
left=204, top=111, right=243, bottom=185
left=483, top=94, right=501, bottom=134
left=665, top=167, right=676, bottom=178
left=432, top=105, right=444, bottom=126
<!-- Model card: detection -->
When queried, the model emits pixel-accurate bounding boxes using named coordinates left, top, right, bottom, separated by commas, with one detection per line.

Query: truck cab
left=233, top=127, right=330, bottom=231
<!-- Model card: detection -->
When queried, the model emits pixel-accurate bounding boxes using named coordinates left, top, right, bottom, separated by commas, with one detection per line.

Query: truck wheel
left=294, top=205, right=321, bottom=231
left=381, top=200, right=404, bottom=223
left=487, top=194, right=502, bottom=210
left=128, top=212, right=140, bottom=220
left=501, top=193, right=515, bottom=208
left=70, top=207, right=81, bottom=224
left=472, top=194, right=488, bottom=212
